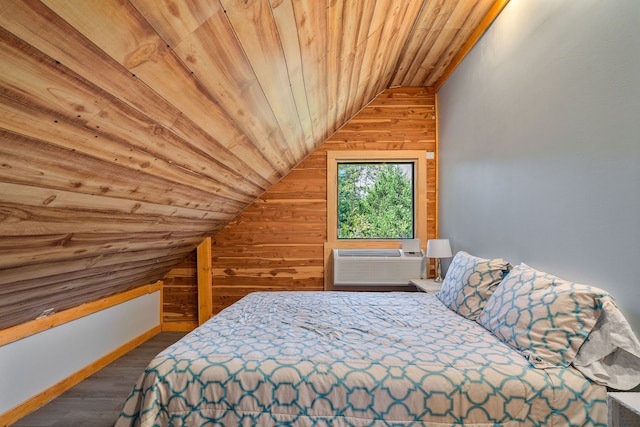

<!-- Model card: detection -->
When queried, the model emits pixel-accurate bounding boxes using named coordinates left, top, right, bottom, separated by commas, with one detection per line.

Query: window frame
left=327, top=150, right=427, bottom=247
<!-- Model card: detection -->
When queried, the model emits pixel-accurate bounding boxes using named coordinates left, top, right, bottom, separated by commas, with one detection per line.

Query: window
left=327, top=151, right=427, bottom=244
left=337, top=162, right=414, bottom=239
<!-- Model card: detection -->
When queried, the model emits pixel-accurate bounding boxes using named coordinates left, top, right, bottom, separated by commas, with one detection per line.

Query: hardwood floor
left=12, top=332, right=186, bottom=427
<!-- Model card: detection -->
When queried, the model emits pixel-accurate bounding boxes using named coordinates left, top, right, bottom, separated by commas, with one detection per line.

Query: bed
left=116, top=254, right=640, bottom=426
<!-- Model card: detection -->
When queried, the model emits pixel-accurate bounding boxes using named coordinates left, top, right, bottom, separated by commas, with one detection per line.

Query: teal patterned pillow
left=477, top=264, right=607, bottom=368
left=436, top=251, right=511, bottom=320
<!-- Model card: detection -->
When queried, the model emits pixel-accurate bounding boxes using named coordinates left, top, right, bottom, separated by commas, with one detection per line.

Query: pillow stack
left=436, top=253, right=610, bottom=369
left=434, top=252, right=637, bottom=388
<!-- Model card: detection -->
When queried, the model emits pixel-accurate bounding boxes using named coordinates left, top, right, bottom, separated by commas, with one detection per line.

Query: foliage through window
left=337, top=162, right=414, bottom=239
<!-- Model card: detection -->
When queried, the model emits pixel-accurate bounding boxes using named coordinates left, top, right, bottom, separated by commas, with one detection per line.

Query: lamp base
left=434, top=259, right=444, bottom=283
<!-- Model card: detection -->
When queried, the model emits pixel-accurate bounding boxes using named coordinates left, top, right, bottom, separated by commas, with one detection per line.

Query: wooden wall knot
left=124, top=43, right=157, bottom=69
left=57, top=233, right=74, bottom=247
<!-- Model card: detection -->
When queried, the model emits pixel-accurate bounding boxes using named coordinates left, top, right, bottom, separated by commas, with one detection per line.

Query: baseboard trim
left=1, top=325, right=161, bottom=426
left=162, top=322, right=198, bottom=332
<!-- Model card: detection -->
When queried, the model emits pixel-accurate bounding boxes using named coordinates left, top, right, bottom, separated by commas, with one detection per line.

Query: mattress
left=116, top=291, right=607, bottom=426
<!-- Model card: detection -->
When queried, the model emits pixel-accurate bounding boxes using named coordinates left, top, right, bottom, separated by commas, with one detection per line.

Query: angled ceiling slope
left=0, top=0, right=506, bottom=330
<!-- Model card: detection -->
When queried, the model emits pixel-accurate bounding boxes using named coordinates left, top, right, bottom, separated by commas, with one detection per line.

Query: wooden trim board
left=161, top=322, right=198, bottom=332
left=197, top=237, right=213, bottom=325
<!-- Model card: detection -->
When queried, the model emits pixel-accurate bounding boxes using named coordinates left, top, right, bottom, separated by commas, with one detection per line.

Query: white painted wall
left=438, top=0, right=640, bottom=331
left=0, top=291, right=160, bottom=415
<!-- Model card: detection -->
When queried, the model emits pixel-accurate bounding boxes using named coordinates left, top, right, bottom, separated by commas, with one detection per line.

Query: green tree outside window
left=337, top=163, right=414, bottom=239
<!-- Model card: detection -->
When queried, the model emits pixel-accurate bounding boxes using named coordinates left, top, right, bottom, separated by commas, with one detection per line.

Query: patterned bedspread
left=116, top=292, right=606, bottom=426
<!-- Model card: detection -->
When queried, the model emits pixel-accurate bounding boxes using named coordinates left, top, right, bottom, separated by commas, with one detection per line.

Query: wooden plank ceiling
left=0, top=0, right=503, bottom=330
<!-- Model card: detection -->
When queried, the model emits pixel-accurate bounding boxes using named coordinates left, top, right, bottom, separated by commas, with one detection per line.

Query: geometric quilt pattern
left=116, top=291, right=606, bottom=426
left=437, top=251, right=511, bottom=320
left=478, top=264, right=608, bottom=369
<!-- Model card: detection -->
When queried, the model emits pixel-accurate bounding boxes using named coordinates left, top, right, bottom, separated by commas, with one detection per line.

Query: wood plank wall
left=160, top=88, right=437, bottom=317
left=161, top=88, right=437, bottom=319
left=161, top=251, right=198, bottom=329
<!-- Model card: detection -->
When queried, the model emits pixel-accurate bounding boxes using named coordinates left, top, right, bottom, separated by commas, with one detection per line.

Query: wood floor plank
left=11, top=332, right=186, bottom=427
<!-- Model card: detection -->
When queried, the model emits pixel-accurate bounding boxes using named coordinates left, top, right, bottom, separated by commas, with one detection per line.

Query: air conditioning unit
left=332, top=248, right=424, bottom=286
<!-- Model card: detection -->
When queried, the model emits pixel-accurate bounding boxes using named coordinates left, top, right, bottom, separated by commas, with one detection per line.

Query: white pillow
left=573, top=296, right=640, bottom=390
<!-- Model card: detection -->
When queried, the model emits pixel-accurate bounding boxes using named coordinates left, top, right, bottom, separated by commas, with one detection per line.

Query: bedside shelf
left=608, top=392, right=640, bottom=426
left=409, top=278, right=442, bottom=293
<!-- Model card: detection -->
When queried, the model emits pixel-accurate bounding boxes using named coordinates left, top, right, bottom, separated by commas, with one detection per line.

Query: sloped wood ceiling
left=0, top=0, right=504, bottom=330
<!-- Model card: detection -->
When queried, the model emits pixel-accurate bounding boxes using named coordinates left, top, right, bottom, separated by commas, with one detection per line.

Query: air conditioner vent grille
left=337, top=249, right=400, bottom=257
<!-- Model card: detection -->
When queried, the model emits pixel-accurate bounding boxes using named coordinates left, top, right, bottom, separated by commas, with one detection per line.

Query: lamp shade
left=426, top=239, right=452, bottom=259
